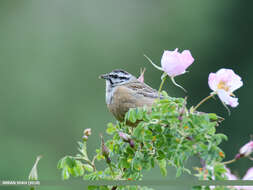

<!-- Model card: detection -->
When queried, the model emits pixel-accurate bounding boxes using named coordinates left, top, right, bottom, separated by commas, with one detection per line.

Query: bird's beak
left=99, top=74, right=109, bottom=80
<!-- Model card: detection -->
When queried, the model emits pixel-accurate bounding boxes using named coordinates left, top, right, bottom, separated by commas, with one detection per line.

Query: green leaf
left=158, top=159, right=167, bottom=176
left=208, top=113, right=218, bottom=121
left=136, top=108, right=144, bottom=120
left=64, top=156, right=76, bottom=168
left=75, top=160, right=85, bottom=176
left=100, top=186, right=110, bottom=190
left=57, top=157, right=65, bottom=169
left=133, top=160, right=142, bottom=171
left=62, top=167, right=70, bottom=180
left=161, top=91, right=169, bottom=97
left=106, top=123, right=116, bottom=135
left=176, top=167, right=182, bottom=177
left=151, top=158, right=155, bottom=168
left=128, top=108, right=137, bottom=123
left=84, top=164, right=94, bottom=172
left=119, top=158, right=131, bottom=169
left=144, top=130, right=153, bottom=141
left=157, top=150, right=166, bottom=159
left=133, top=125, right=144, bottom=139
left=88, top=186, right=99, bottom=190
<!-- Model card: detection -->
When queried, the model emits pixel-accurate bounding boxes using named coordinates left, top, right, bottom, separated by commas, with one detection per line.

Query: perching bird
left=100, top=69, right=162, bottom=124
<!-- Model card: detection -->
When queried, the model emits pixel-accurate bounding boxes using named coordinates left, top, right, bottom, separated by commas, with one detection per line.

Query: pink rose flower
left=161, top=48, right=194, bottom=77
left=208, top=68, right=243, bottom=107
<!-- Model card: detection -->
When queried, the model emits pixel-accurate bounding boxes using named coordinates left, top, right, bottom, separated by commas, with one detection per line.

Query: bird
left=99, top=69, right=162, bottom=125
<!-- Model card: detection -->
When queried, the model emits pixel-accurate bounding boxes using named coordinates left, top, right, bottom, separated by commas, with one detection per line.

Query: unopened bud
left=178, top=115, right=183, bottom=121
left=239, top=141, right=253, bottom=157
left=137, top=68, right=146, bottom=83
left=106, top=157, right=111, bottom=164
left=129, top=139, right=135, bottom=148
left=118, top=132, right=134, bottom=148
left=235, top=153, right=242, bottom=160
left=82, top=135, right=89, bottom=141
left=100, top=134, right=111, bottom=163
left=119, top=132, right=130, bottom=142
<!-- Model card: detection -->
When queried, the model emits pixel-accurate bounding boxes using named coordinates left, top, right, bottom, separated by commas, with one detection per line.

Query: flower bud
left=100, top=134, right=111, bottom=164
left=161, top=48, right=194, bottom=77
left=118, top=132, right=130, bottom=142
left=129, top=139, right=135, bottom=148
left=82, top=135, right=89, bottom=141
left=118, top=132, right=134, bottom=148
left=239, top=141, right=253, bottom=157
left=137, top=68, right=145, bottom=83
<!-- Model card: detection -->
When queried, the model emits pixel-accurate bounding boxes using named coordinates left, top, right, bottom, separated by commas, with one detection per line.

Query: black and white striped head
left=99, top=69, right=135, bottom=87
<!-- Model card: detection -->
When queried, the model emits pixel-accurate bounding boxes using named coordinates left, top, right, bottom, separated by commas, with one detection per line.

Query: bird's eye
left=109, top=74, right=118, bottom=79
left=119, top=76, right=128, bottom=80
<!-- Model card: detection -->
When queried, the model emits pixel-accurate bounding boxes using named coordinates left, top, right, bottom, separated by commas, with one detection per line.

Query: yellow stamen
left=217, top=81, right=229, bottom=92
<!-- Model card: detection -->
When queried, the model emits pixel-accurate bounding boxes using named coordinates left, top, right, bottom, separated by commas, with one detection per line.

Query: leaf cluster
left=58, top=92, right=229, bottom=190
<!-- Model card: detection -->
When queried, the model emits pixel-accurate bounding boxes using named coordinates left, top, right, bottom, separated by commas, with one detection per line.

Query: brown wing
left=124, top=79, right=161, bottom=99
left=108, top=80, right=158, bottom=122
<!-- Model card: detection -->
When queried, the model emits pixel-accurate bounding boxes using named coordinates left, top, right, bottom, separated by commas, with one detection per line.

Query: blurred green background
left=0, top=0, right=252, bottom=189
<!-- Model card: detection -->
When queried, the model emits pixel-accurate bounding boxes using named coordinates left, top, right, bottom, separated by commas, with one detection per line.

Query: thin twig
left=222, top=158, right=236, bottom=165
left=193, top=94, right=215, bottom=112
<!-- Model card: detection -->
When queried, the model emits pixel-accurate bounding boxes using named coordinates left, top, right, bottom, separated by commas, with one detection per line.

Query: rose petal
left=180, top=50, right=194, bottom=68
left=217, top=89, right=239, bottom=107
left=208, top=73, right=218, bottom=91
left=228, top=74, right=243, bottom=92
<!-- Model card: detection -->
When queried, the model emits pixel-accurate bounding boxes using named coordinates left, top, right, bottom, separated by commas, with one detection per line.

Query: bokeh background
left=0, top=0, right=252, bottom=189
